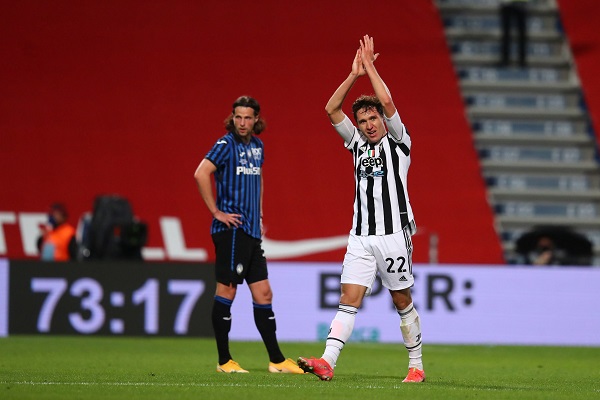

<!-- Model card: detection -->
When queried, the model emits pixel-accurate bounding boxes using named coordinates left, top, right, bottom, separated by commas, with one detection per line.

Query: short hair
left=351, top=95, right=384, bottom=122
left=224, top=96, right=267, bottom=135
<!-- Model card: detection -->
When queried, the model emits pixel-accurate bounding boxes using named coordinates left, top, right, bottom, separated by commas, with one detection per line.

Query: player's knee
left=255, top=291, right=273, bottom=304
left=216, top=283, right=237, bottom=300
left=251, top=287, right=273, bottom=303
left=390, top=289, right=412, bottom=310
left=339, top=293, right=363, bottom=308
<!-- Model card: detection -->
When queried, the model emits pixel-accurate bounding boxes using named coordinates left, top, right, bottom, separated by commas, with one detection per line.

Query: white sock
left=398, top=303, right=423, bottom=370
left=322, top=304, right=357, bottom=368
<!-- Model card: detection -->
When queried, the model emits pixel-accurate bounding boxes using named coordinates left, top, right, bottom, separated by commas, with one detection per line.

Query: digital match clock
left=7, top=261, right=216, bottom=336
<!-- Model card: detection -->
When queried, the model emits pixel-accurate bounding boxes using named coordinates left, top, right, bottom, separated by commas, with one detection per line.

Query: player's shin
left=322, top=304, right=357, bottom=368
left=253, top=303, right=285, bottom=363
left=398, top=303, right=423, bottom=370
left=212, top=296, right=233, bottom=365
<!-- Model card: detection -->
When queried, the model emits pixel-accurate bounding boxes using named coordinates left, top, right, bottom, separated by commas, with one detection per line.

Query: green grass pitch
left=1, top=336, right=599, bottom=399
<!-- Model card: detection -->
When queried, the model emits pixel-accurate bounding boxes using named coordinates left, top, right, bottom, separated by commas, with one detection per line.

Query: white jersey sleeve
left=333, top=115, right=361, bottom=149
left=384, top=110, right=409, bottom=144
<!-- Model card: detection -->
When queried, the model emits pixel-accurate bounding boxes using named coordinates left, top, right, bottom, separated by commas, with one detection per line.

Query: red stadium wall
left=0, top=1, right=504, bottom=264
left=557, top=0, right=600, bottom=144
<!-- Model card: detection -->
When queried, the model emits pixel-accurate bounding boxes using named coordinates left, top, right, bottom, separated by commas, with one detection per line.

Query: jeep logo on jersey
left=236, top=166, right=261, bottom=175
left=361, top=157, right=383, bottom=168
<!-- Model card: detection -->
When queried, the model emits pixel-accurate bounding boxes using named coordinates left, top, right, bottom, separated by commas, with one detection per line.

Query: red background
left=2, top=0, right=597, bottom=263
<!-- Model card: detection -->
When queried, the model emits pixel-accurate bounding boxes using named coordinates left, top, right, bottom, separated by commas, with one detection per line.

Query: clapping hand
left=360, top=34, right=379, bottom=67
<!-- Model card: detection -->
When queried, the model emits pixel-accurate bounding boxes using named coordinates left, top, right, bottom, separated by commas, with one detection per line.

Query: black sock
left=212, top=296, right=233, bottom=365
left=253, top=303, right=285, bottom=363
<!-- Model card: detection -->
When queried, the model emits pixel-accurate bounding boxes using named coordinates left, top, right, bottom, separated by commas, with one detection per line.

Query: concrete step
left=447, top=29, right=562, bottom=42
left=468, top=106, right=584, bottom=119
left=443, top=14, right=560, bottom=34
left=452, top=53, right=570, bottom=68
left=450, top=39, right=566, bottom=58
left=485, top=172, right=600, bottom=191
left=465, top=92, right=582, bottom=111
left=489, top=188, right=600, bottom=200
left=495, top=199, right=599, bottom=218
left=481, top=159, right=599, bottom=172
left=472, top=118, right=589, bottom=134
left=475, top=132, right=593, bottom=145
left=459, top=66, right=575, bottom=84
left=461, top=78, right=579, bottom=92
left=478, top=145, right=595, bottom=163
left=497, top=215, right=600, bottom=227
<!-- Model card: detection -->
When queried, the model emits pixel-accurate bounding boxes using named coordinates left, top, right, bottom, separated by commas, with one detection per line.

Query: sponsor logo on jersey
left=359, top=170, right=385, bottom=178
left=361, top=156, right=383, bottom=168
left=236, top=166, right=261, bottom=175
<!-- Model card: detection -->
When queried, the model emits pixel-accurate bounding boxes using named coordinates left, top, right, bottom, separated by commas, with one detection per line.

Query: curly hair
left=224, top=96, right=267, bottom=135
left=351, top=95, right=384, bottom=122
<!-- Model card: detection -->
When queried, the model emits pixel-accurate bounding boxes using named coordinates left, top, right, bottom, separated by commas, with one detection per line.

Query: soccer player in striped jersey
left=298, top=35, right=425, bottom=383
left=194, top=96, right=303, bottom=375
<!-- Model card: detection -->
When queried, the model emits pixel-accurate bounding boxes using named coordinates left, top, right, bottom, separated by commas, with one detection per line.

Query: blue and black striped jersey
left=205, top=132, right=264, bottom=239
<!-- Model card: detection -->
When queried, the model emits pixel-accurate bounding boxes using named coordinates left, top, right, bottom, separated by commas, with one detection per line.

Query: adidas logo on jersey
left=398, top=276, right=408, bottom=282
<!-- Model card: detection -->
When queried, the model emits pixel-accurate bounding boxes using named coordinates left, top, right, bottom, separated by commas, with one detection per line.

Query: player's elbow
left=193, top=168, right=204, bottom=184
left=325, top=104, right=337, bottom=116
left=381, top=99, right=396, bottom=117
left=325, top=105, right=345, bottom=124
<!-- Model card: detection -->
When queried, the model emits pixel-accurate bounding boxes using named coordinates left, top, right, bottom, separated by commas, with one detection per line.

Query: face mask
left=48, top=214, right=58, bottom=228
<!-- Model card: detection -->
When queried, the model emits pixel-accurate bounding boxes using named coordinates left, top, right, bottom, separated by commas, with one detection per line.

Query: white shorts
left=341, top=229, right=414, bottom=294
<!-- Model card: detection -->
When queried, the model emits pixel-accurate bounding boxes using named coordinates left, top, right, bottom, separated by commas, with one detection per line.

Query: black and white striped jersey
left=333, top=111, right=416, bottom=236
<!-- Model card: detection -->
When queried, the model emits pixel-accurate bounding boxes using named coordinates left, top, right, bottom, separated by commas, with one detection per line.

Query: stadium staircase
left=435, top=0, right=600, bottom=264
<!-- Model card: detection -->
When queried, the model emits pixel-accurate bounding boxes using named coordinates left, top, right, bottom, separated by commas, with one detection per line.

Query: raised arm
left=325, top=49, right=368, bottom=125
left=361, top=35, right=396, bottom=118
